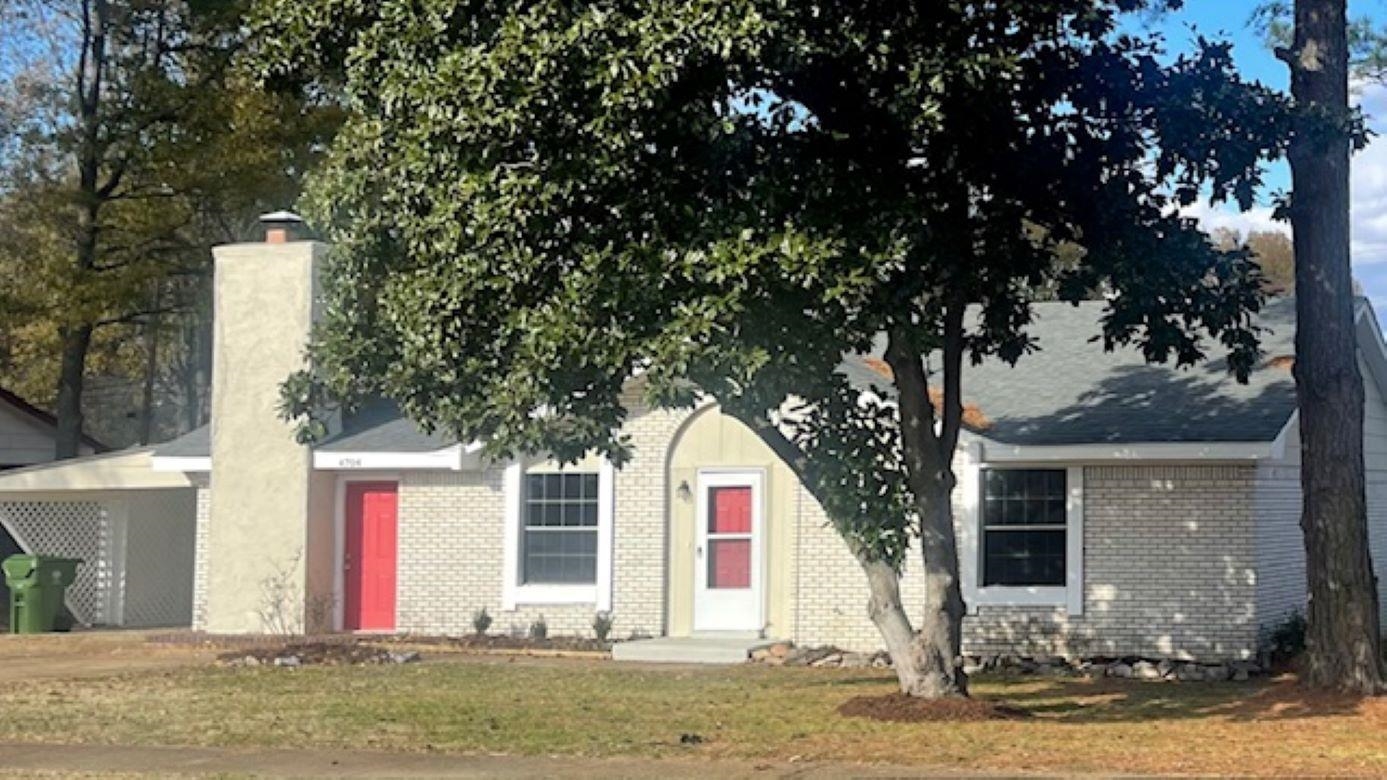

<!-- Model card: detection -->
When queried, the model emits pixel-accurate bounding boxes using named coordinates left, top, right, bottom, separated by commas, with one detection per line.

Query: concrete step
left=611, top=635, right=772, bottom=665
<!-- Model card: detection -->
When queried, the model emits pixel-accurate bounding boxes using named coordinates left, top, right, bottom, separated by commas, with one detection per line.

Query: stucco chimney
left=202, top=226, right=336, bottom=634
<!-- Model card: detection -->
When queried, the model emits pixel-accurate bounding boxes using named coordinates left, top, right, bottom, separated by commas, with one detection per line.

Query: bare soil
left=838, top=692, right=1029, bottom=723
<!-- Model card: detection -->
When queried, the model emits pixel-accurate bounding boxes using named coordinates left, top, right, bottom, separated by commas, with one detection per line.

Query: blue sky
left=1132, top=2, right=1387, bottom=310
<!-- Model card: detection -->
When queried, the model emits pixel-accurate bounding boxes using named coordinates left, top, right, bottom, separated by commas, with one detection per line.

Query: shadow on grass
left=970, top=673, right=1370, bottom=724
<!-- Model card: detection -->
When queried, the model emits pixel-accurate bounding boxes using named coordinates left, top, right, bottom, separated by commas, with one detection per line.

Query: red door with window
left=344, top=482, right=397, bottom=631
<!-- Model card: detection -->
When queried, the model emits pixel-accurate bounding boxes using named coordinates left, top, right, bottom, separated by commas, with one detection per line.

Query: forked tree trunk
left=859, top=470, right=967, bottom=698
left=882, top=328, right=969, bottom=698
left=1282, top=0, right=1385, bottom=693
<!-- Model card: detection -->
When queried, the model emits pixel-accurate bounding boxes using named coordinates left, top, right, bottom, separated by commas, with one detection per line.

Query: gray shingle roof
left=151, top=298, right=1311, bottom=458
left=315, top=399, right=454, bottom=452
left=842, top=297, right=1300, bottom=446
left=152, top=425, right=210, bottom=458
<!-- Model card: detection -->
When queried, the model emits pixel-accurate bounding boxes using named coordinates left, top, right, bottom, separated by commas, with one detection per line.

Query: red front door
left=344, top=482, right=397, bottom=631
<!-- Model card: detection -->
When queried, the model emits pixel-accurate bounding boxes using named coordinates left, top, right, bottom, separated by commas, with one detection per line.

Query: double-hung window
left=981, top=469, right=1067, bottom=587
left=522, top=473, right=599, bottom=584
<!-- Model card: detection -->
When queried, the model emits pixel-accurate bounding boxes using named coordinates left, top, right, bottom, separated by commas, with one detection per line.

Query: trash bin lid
left=1, top=554, right=37, bottom=583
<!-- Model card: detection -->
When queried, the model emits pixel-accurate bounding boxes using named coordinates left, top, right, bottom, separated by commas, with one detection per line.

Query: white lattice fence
left=0, top=499, right=110, bottom=624
left=120, top=490, right=197, bottom=627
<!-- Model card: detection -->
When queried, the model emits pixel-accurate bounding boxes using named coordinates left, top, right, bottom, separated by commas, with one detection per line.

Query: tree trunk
left=52, top=0, right=108, bottom=460
left=883, top=328, right=968, bottom=698
left=1284, top=0, right=1385, bottom=693
left=724, top=402, right=965, bottom=697
left=139, top=285, right=162, bottom=445
left=53, top=324, right=93, bottom=459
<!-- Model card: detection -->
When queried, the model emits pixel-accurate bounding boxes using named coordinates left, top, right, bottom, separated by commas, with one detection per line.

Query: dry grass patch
left=0, top=656, right=1384, bottom=776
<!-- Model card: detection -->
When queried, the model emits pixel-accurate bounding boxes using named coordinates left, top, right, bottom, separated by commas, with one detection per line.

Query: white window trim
left=959, top=460, right=1083, bottom=616
left=502, top=459, right=614, bottom=611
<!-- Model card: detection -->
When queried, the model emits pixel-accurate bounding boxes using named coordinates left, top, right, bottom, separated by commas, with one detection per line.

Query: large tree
left=1274, top=0, right=1386, bottom=693
left=266, top=0, right=1286, bottom=697
left=0, top=1, right=339, bottom=450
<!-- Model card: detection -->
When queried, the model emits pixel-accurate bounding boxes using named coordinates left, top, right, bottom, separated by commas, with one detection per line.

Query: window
left=981, top=469, right=1067, bottom=587
left=522, top=473, right=599, bottom=584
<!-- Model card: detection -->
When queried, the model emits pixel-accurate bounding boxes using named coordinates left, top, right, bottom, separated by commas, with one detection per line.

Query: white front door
left=693, top=470, right=763, bottom=632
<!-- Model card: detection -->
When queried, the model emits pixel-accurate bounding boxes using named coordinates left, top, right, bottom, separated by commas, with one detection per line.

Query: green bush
left=529, top=616, right=548, bottom=640
left=472, top=607, right=493, bottom=636
left=593, top=611, right=614, bottom=642
left=1267, top=612, right=1306, bottom=661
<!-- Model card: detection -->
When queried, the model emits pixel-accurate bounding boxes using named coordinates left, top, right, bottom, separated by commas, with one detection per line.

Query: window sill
left=509, top=584, right=597, bottom=607
left=971, top=585, right=1070, bottom=610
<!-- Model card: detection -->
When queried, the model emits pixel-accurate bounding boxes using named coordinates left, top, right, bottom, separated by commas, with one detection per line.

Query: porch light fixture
left=676, top=480, right=692, bottom=502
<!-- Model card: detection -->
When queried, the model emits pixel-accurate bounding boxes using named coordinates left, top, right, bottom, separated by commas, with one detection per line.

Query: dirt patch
left=218, top=642, right=418, bottom=667
left=838, top=692, right=1029, bottom=723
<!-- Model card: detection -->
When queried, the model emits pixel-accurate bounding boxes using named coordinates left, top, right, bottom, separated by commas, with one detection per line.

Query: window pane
left=708, top=538, right=751, bottom=589
left=982, top=529, right=1065, bottom=586
left=522, top=529, right=597, bottom=584
left=709, top=486, right=753, bottom=534
left=982, top=469, right=1066, bottom=527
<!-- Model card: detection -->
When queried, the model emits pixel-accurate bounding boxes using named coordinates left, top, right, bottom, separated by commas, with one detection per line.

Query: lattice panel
left=121, top=490, right=196, bottom=627
left=0, top=500, right=109, bottom=624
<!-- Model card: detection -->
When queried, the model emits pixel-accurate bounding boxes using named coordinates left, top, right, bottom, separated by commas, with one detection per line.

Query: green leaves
left=264, top=0, right=1286, bottom=563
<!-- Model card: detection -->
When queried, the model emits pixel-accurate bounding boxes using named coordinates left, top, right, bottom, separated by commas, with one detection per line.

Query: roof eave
left=965, top=434, right=1281, bottom=463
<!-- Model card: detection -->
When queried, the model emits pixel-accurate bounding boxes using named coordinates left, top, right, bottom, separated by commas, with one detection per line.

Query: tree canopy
left=264, top=0, right=1289, bottom=696
left=0, top=1, right=340, bottom=447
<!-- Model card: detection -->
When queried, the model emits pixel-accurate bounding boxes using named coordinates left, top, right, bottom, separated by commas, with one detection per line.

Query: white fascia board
left=976, top=439, right=1276, bottom=463
left=313, top=445, right=462, bottom=471
left=149, top=456, right=212, bottom=473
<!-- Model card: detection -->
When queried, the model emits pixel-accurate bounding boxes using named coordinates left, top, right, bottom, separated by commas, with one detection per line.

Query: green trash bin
left=2, top=555, right=81, bottom=634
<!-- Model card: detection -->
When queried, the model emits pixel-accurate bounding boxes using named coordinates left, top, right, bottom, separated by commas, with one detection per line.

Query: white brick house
left=15, top=220, right=1387, bottom=663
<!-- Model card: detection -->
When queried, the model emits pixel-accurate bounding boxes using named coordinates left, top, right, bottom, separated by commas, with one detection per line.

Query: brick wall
left=190, top=474, right=210, bottom=631
left=790, top=464, right=1261, bottom=661
left=392, top=403, right=684, bottom=639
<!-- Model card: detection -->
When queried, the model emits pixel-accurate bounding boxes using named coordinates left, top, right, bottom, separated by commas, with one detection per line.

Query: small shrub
left=593, top=611, right=615, bottom=642
left=472, top=607, right=493, bottom=636
left=1267, top=612, right=1307, bottom=662
left=529, top=616, right=548, bottom=640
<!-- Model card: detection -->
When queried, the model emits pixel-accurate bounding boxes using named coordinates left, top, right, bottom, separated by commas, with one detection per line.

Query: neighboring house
left=0, top=388, right=107, bottom=626
left=0, top=387, right=103, bottom=470
left=8, top=220, right=1387, bottom=664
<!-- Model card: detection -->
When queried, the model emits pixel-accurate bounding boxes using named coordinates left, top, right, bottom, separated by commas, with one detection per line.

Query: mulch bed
left=217, top=641, right=414, bottom=666
left=838, top=693, right=1030, bottom=723
left=159, top=631, right=613, bottom=661
left=449, top=634, right=610, bottom=653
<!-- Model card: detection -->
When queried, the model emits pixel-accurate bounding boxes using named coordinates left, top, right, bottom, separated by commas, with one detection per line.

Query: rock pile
left=750, top=643, right=1263, bottom=682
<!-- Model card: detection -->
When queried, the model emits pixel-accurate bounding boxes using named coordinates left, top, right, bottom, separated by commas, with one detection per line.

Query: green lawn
left=2, top=655, right=1386, bottom=776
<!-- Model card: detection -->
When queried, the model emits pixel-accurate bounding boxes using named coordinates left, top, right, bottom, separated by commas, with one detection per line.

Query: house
left=0, top=386, right=103, bottom=470
left=0, top=388, right=110, bottom=626
left=6, top=217, right=1386, bottom=664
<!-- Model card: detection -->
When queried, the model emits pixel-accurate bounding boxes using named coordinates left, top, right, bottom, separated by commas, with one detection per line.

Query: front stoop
left=611, top=634, right=774, bottom=665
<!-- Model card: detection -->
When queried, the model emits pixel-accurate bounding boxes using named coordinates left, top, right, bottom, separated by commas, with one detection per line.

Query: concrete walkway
left=0, top=743, right=993, bottom=779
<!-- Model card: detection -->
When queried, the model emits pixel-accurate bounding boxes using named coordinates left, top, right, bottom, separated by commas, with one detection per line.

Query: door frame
left=333, top=473, right=400, bottom=632
left=692, top=468, right=766, bottom=633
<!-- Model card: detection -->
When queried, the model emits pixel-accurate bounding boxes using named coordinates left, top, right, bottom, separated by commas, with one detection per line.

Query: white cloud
left=1181, top=82, right=1387, bottom=312
left=1180, top=201, right=1286, bottom=237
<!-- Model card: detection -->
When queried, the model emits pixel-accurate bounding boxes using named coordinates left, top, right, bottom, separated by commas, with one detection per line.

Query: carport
left=0, top=448, right=197, bottom=629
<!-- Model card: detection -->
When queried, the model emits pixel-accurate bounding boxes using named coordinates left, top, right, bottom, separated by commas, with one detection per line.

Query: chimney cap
left=259, top=210, right=305, bottom=226
left=259, top=211, right=306, bottom=244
